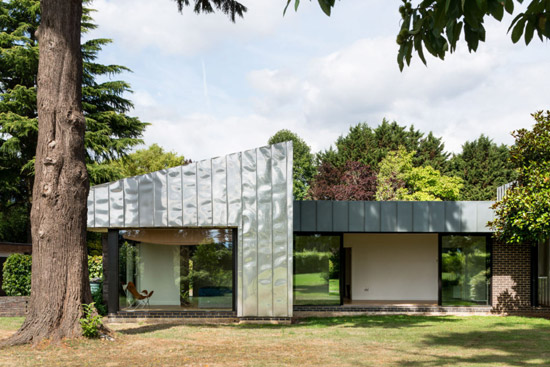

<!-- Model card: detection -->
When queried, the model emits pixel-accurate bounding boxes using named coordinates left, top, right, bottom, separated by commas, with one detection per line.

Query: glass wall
left=441, top=235, right=491, bottom=306
left=538, top=239, right=550, bottom=306
left=119, top=228, right=234, bottom=311
left=294, top=234, right=341, bottom=306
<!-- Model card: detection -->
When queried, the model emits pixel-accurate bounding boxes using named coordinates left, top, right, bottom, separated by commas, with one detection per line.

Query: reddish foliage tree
left=309, top=161, right=377, bottom=201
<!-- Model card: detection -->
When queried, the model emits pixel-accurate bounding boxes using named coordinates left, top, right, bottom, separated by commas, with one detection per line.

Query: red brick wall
left=492, top=242, right=532, bottom=313
left=0, top=296, right=28, bottom=317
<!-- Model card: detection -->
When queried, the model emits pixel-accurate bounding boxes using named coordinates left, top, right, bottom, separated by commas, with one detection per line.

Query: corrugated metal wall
left=87, top=142, right=294, bottom=317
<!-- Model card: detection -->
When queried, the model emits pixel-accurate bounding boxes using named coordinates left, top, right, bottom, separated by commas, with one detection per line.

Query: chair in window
left=123, top=281, right=154, bottom=309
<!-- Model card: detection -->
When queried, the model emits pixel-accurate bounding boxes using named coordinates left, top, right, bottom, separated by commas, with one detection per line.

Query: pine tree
left=0, top=0, right=147, bottom=242
left=448, top=135, right=517, bottom=201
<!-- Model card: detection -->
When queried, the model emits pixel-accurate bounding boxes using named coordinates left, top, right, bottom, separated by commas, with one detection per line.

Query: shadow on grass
left=236, top=315, right=460, bottom=330
left=396, top=323, right=550, bottom=366
left=116, top=323, right=191, bottom=335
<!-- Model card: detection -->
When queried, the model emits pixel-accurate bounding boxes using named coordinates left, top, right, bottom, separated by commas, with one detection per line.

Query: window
left=119, top=228, right=234, bottom=311
left=294, top=234, right=341, bottom=306
left=441, top=235, right=491, bottom=306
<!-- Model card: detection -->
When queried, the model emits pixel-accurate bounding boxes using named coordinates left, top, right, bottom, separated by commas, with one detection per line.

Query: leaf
left=524, top=20, right=535, bottom=44
left=475, top=0, right=487, bottom=13
left=317, top=0, right=333, bottom=16
left=504, top=0, right=514, bottom=14
left=283, top=0, right=292, bottom=15
left=511, top=17, right=526, bottom=43
left=445, top=0, right=452, bottom=13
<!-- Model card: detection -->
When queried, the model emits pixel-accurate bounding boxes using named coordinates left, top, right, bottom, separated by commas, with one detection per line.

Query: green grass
left=2, top=315, right=550, bottom=366
left=294, top=272, right=340, bottom=305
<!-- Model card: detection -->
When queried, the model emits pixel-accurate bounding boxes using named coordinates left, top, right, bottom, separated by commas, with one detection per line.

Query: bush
left=88, top=255, right=103, bottom=280
left=80, top=303, right=103, bottom=338
left=294, top=251, right=330, bottom=274
left=2, top=254, right=32, bottom=296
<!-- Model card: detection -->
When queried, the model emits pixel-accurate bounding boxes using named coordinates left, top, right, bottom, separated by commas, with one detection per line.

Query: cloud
left=89, top=0, right=284, bottom=56
left=245, top=22, right=550, bottom=153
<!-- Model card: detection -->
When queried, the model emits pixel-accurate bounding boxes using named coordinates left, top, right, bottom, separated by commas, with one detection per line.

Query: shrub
left=2, top=254, right=32, bottom=296
left=88, top=255, right=103, bottom=280
left=294, top=251, right=330, bottom=274
left=80, top=303, right=103, bottom=338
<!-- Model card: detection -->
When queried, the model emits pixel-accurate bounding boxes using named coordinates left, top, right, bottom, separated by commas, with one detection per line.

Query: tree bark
left=3, top=0, right=91, bottom=345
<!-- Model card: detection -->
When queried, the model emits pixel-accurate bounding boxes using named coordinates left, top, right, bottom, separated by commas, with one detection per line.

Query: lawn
left=1, top=315, right=550, bottom=366
left=294, top=272, right=340, bottom=305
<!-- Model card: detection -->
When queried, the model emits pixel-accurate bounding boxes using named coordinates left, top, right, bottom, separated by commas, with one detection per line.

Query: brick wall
left=0, top=296, right=28, bottom=317
left=492, top=242, right=533, bottom=313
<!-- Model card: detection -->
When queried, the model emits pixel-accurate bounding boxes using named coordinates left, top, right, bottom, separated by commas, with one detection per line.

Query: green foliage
left=490, top=111, right=550, bottom=244
left=88, top=255, right=103, bottom=280
left=0, top=0, right=148, bottom=241
left=376, top=147, right=462, bottom=201
left=290, top=0, right=549, bottom=69
left=269, top=130, right=316, bottom=200
left=448, top=135, right=517, bottom=200
left=79, top=303, right=103, bottom=338
left=110, top=144, right=189, bottom=178
left=183, top=243, right=233, bottom=289
left=318, top=120, right=449, bottom=172
left=294, top=251, right=331, bottom=274
left=1, top=253, right=31, bottom=296
left=174, top=0, right=247, bottom=22
left=395, top=0, right=550, bottom=70
left=91, top=283, right=107, bottom=316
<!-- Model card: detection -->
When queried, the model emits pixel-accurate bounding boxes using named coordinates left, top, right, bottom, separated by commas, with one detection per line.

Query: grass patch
left=2, top=315, right=550, bottom=366
left=294, top=272, right=340, bottom=305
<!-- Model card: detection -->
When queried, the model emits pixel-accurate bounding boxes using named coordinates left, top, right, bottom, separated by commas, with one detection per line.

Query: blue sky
left=88, top=0, right=549, bottom=161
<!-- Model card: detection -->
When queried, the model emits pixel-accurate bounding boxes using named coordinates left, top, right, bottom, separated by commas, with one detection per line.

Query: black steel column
left=107, top=229, right=119, bottom=315
left=532, top=243, right=539, bottom=307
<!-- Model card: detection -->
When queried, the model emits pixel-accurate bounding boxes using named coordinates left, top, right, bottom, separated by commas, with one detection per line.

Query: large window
left=119, top=228, right=234, bottom=311
left=441, top=235, right=491, bottom=306
left=294, top=234, right=341, bottom=306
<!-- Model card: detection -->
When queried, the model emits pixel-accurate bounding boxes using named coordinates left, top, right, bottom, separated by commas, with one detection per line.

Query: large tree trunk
left=3, top=0, right=91, bottom=345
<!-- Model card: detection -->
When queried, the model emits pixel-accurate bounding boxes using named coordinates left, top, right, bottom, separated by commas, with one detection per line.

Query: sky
left=87, top=0, right=550, bottom=161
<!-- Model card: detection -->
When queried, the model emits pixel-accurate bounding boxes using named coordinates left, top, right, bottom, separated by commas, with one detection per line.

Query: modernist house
left=87, top=142, right=549, bottom=321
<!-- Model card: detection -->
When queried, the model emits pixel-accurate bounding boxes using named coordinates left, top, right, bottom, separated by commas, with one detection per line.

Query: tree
left=0, top=0, right=148, bottom=244
left=317, top=120, right=449, bottom=171
left=490, top=111, right=550, bottom=245
left=288, top=0, right=550, bottom=69
left=3, top=0, right=246, bottom=346
left=268, top=130, right=315, bottom=200
left=109, top=143, right=189, bottom=178
left=448, top=135, right=517, bottom=201
left=376, top=147, right=463, bottom=201
left=308, top=160, right=377, bottom=201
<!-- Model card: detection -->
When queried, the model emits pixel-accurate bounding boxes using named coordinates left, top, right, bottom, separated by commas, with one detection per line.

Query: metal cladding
left=293, top=200, right=496, bottom=233
left=87, top=142, right=294, bottom=317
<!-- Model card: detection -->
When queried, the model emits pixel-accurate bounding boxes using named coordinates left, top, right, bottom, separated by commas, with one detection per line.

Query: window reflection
left=294, top=234, right=341, bottom=306
left=441, top=235, right=490, bottom=306
left=119, top=228, right=234, bottom=311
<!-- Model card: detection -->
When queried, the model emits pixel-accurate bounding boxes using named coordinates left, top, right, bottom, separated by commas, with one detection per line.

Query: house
left=86, top=142, right=549, bottom=322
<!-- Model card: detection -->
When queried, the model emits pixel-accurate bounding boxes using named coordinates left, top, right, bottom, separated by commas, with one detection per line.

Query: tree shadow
left=395, top=323, right=550, bottom=366
left=236, top=315, right=460, bottom=330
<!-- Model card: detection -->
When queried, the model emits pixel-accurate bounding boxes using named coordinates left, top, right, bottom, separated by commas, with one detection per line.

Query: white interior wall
left=344, top=234, right=438, bottom=301
left=137, top=243, right=180, bottom=306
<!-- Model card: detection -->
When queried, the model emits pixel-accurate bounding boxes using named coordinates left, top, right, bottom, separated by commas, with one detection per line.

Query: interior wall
left=344, top=234, right=438, bottom=301
left=137, top=243, right=180, bottom=306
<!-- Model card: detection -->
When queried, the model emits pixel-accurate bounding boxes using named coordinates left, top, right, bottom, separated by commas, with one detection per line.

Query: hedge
left=1, top=254, right=103, bottom=296
left=2, top=253, right=32, bottom=296
left=294, top=251, right=330, bottom=274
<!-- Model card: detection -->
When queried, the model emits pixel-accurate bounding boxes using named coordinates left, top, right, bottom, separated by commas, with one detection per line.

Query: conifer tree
left=0, top=0, right=147, bottom=242
left=317, top=120, right=449, bottom=171
left=448, top=135, right=516, bottom=201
